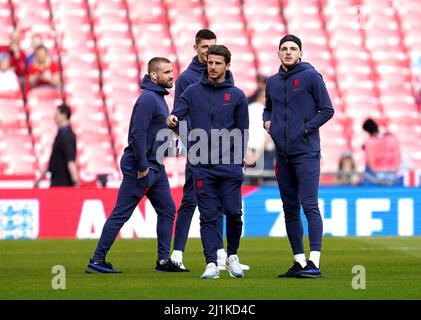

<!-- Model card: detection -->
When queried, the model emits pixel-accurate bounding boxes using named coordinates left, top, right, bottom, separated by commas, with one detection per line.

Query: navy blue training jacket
left=122, top=75, right=170, bottom=172
left=263, top=62, right=334, bottom=156
left=171, top=69, right=249, bottom=166
left=174, top=55, right=207, bottom=103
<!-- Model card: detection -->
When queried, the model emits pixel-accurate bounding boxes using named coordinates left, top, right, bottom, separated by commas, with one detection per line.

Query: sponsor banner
left=0, top=186, right=420, bottom=238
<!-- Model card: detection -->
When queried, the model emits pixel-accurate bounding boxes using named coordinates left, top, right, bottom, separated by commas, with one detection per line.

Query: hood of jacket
left=187, top=55, right=207, bottom=74
left=278, top=61, right=315, bottom=78
left=140, top=74, right=169, bottom=95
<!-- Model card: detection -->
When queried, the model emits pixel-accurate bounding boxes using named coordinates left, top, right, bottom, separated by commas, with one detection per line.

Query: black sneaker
left=295, top=260, right=322, bottom=278
left=155, top=259, right=190, bottom=272
left=278, top=261, right=304, bottom=278
left=85, top=259, right=122, bottom=274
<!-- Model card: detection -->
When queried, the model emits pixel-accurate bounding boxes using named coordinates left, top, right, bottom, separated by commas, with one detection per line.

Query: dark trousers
left=275, top=152, right=323, bottom=255
left=191, top=165, right=244, bottom=265
left=173, top=165, right=224, bottom=252
left=93, top=166, right=175, bottom=261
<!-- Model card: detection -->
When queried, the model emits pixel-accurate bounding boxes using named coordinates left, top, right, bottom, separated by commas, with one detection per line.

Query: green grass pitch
left=1, top=237, right=421, bottom=300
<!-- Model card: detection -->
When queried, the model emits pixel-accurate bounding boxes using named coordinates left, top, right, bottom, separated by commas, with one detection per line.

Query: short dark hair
left=57, top=103, right=71, bottom=120
left=35, top=44, right=48, bottom=52
left=207, top=45, right=231, bottom=64
left=362, top=118, right=379, bottom=135
left=147, top=57, right=171, bottom=74
left=195, top=29, right=217, bottom=45
left=279, top=34, right=302, bottom=50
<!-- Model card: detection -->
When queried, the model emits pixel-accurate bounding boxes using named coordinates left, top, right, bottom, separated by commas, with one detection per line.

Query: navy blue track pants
left=173, top=165, right=224, bottom=252
left=93, top=166, right=175, bottom=262
left=191, top=165, right=244, bottom=265
left=275, top=152, right=323, bottom=254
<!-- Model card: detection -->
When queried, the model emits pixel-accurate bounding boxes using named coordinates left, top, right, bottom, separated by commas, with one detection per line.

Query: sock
left=309, top=251, right=321, bottom=268
left=294, top=253, right=307, bottom=268
left=217, top=248, right=227, bottom=260
left=171, top=250, right=183, bottom=262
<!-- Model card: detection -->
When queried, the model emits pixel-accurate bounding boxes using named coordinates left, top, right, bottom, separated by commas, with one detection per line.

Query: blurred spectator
left=337, top=151, right=359, bottom=185
left=25, top=33, right=43, bottom=68
left=244, top=86, right=276, bottom=184
left=0, top=31, right=26, bottom=78
left=247, top=74, right=267, bottom=104
left=0, top=52, right=20, bottom=94
left=26, top=45, right=60, bottom=92
left=362, top=118, right=402, bottom=186
left=34, top=104, right=79, bottom=187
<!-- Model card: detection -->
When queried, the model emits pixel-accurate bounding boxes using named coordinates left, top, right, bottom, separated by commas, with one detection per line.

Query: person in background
left=362, top=118, right=402, bottom=186
left=25, top=33, right=43, bottom=68
left=0, top=52, right=20, bottom=94
left=337, top=151, right=359, bottom=186
left=34, top=104, right=79, bottom=187
left=26, top=45, right=60, bottom=91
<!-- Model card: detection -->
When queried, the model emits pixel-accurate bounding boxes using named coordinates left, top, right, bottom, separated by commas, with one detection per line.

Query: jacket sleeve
left=235, top=92, right=250, bottom=160
left=306, top=73, right=334, bottom=134
left=174, top=75, right=187, bottom=103
left=131, top=95, right=156, bottom=172
left=262, top=82, right=272, bottom=122
left=171, top=89, right=191, bottom=122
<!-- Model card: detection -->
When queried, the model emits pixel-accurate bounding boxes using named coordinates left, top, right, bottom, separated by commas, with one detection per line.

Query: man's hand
left=167, top=115, right=179, bottom=128
left=137, top=168, right=149, bottom=179
left=264, top=121, right=271, bottom=134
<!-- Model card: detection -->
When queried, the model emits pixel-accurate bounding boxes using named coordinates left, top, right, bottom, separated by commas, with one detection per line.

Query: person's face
left=35, top=48, right=48, bottom=63
left=0, top=57, right=10, bottom=71
left=31, top=34, right=42, bottom=49
left=342, top=158, right=354, bottom=171
left=194, top=38, right=216, bottom=64
left=10, top=31, right=20, bottom=46
left=151, top=62, right=174, bottom=89
left=54, top=109, right=65, bottom=126
left=207, top=54, right=229, bottom=83
left=278, top=41, right=302, bottom=68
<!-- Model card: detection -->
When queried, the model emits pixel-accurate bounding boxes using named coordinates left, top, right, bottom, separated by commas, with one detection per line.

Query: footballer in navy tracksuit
left=86, top=59, right=186, bottom=273
left=263, top=35, right=334, bottom=278
left=169, top=47, right=249, bottom=277
left=172, top=55, right=226, bottom=257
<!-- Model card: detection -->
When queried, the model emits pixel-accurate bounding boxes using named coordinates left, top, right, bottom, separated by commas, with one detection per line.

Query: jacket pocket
left=304, top=118, right=310, bottom=143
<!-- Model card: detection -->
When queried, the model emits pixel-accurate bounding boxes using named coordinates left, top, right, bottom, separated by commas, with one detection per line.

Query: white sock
left=294, top=253, right=307, bottom=268
left=171, top=250, right=183, bottom=262
left=217, top=249, right=227, bottom=260
left=309, top=251, right=321, bottom=268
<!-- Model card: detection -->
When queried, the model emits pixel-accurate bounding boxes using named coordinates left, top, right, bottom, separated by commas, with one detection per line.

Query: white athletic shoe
left=226, top=255, right=244, bottom=278
left=201, top=263, right=220, bottom=279
left=218, top=253, right=250, bottom=271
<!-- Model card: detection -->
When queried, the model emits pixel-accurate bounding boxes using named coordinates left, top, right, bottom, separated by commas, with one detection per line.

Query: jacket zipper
left=283, top=74, right=288, bottom=162
left=211, top=86, right=216, bottom=126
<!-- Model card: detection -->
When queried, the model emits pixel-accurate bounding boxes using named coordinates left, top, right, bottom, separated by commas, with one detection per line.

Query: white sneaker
left=201, top=263, right=220, bottom=279
left=226, top=255, right=244, bottom=278
left=240, top=263, right=250, bottom=271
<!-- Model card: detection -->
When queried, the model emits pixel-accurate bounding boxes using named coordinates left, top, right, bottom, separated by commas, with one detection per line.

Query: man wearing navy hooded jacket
left=86, top=57, right=186, bottom=274
left=168, top=45, right=249, bottom=279
left=170, top=29, right=249, bottom=272
left=263, top=35, right=334, bottom=278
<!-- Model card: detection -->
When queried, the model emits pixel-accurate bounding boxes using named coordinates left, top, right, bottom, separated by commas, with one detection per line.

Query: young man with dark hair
left=85, top=57, right=186, bottom=274
left=170, top=30, right=249, bottom=272
left=168, top=45, right=249, bottom=279
left=263, top=34, right=334, bottom=278
left=34, top=104, right=79, bottom=187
